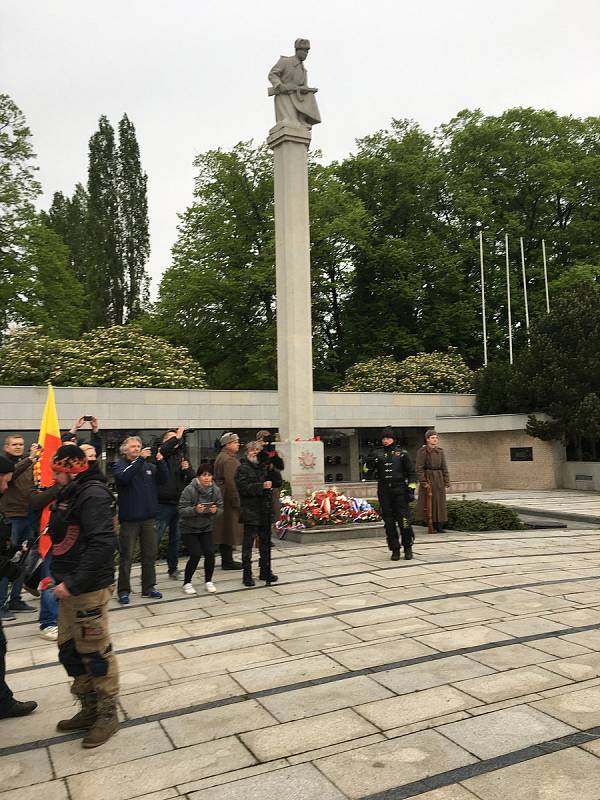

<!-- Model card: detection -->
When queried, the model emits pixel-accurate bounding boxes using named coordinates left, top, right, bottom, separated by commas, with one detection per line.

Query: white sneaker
left=205, top=582, right=217, bottom=594
left=40, top=625, right=58, bottom=641
left=182, top=583, right=196, bottom=595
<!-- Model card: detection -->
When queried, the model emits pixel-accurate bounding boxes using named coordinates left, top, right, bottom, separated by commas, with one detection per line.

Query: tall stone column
left=267, top=122, right=324, bottom=495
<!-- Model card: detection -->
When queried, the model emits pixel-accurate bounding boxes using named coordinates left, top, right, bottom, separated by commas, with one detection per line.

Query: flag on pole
left=35, top=384, right=61, bottom=557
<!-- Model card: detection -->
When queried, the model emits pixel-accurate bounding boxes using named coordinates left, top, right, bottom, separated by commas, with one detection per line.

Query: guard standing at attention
left=366, top=427, right=417, bottom=561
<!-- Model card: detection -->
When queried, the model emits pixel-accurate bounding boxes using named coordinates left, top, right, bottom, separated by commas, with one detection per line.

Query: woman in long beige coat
left=213, top=433, right=244, bottom=569
left=416, top=430, right=450, bottom=532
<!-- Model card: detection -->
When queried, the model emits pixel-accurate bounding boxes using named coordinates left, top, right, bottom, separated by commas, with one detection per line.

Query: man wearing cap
left=213, top=433, right=243, bottom=570
left=0, top=455, right=38, bottom=720
left=48, top=444, right=120, bottom=748
left=366, top=427, right=417, bottom=561
left=268, top=38, right=321, bottom=129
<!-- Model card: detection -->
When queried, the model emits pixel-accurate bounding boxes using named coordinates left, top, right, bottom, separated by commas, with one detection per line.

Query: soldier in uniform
left=48, top=445, right=120, bottom=748
left=366, top=427, right=417, bottom=561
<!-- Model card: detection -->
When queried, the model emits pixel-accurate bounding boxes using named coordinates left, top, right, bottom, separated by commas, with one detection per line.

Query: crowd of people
left=1, top=419, right=450, bottom=746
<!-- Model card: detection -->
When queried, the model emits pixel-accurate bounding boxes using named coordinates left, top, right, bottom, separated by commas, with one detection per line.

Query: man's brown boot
left=82, top=697, right=119, bottom=748
left=56, top=692, right=97, bottom=732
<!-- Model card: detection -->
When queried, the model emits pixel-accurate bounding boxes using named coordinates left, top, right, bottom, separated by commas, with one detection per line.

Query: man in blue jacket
left=112, top=436, right=168, bottom=604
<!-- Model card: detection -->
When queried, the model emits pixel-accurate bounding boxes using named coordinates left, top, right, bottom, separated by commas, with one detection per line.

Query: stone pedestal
left=277, top=440, right=325, bottom=498
left=268, top=122, right=324, bottom=495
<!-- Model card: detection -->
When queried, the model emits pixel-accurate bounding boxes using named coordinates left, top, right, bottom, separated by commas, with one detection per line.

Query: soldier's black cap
left=380, top=426, right=395, bottom=440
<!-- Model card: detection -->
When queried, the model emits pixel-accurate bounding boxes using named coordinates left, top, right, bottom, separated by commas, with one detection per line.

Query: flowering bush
left=276, top=487, right=380, bottom=536
left=0, top=326, right=208, bottom=389
left=337, top=348, right=473, bottom=393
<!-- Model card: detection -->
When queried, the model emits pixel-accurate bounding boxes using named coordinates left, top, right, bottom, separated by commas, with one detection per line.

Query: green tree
left=118, top=113, right=150, bottom=319
left=42, top=183, right=90, bottom=285
left=476, top=282, right=600, bottom=451
left=337, top=120, right=480, bottom=367
left=87, top=115, right=122, bottom=326
left=308, top=163, right=368, bottom=388
left=0, top=326, right=207, bottom=388
left=151, top=142, right=368, bottom=390
left=338, top=349, right=473, bottom=393
left=17, top=224, right=85, bottom=338
left=0, top=94, right=84, bottom=337
left=152, top=141, right=276, bottom=389
left=439, top=108, right=600, bottom=361
left=0, top=92, right=41, bottom=333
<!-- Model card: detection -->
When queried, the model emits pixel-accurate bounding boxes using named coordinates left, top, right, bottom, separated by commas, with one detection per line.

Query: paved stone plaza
left=3, top=515, right=600, bottom=799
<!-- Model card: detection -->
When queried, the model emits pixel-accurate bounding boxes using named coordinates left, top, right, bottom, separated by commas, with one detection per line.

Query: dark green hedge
left=446, top=499, right=524, bottom=531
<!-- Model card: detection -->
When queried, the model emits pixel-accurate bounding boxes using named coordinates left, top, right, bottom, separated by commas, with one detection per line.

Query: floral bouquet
left=275, top=487, right=379, bottom=537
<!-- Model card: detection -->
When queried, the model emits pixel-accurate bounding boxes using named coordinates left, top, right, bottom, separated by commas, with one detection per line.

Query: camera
left=83, top=415, right=93, bottom=422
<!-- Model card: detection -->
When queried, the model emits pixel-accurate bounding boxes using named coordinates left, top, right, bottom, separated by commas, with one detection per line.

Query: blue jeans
left=0, top=517, right=32, bottom=608
left=39, top=554, right=58, bottom=630
left=155, top=504, right=180, bottom=575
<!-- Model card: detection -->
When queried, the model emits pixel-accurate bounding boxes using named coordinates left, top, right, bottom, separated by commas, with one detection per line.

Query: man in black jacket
left=0, top=455, right=38, bottom=720
left=235, top=441, right=281, bottom=587
left=155, top=427, right=194, bottom=579
left=48, top=445, right=120, bottom=748
left=366, top=427, right=417, bottom=561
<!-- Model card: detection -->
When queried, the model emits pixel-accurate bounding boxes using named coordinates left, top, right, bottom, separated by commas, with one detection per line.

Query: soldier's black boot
left=390, top=550, right=400, bottom=561
left=404, top=546, right=413, bottom=560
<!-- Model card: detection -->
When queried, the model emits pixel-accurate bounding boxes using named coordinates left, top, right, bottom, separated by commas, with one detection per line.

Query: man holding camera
left=155, top=427, right=195, bottom=579
left=113, top=436, right=168, bottom=604
left=0, top=455, right=38, bottom=719
left=62, top=416, right=103, bottom=458
left=366, top=426, right=417, bottom=561
left=236, top=441, right=281, bottom=586
left=256, top=430, right=285, bottom=530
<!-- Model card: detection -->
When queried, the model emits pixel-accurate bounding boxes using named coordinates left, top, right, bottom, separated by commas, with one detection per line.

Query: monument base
left=278, top=440, right=324, bottom=498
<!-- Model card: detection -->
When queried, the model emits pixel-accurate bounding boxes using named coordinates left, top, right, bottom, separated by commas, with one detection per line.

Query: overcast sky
left=3, top=0, right=599, bottom=296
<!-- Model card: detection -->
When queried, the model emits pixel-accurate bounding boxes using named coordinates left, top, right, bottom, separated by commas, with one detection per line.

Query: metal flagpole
left=519, top=236, right=530, bottom=340
left=505, top=233, right=513, bottom=365
left=542, top=239, right=550, bottom=313
left=479, top=229, right=488, bottom=366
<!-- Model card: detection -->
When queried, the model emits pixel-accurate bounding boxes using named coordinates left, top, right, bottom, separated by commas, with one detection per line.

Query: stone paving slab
left=66, top=737, right=255, bottom=800
left=240, top=708, right=377, bottom=761
left=532, top=684, right=600, bottom=728
left=187, top=763, right=348, bottom=800
left=161, top=699, right=277, bottom=747
left=5, top=524, right=600, bottom=800
left=356, top=685, right=479, bottom=730
left=0, top=781, right=70, bottom=800
left=453, top=665, right=572, bottom=703
left=50, top=721, right=172, bottom=777
left=0, top=749, right=53, bottom=792
left=373, top=654, right=495, bottom=695
left=256, top=674, right=394, bottom=722
left=315, top=730, right=477, bottom=799
left=463, top=747, right=600, bottom=800
left=437, top=705, right=576, bottom=758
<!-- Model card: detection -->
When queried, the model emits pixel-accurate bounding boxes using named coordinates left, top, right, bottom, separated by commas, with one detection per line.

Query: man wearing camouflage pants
left=48, top=445, right=120, bottom=748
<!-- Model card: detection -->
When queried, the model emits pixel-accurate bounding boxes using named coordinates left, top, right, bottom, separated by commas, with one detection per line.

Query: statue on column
left=268, top=38, right=321, bottom=129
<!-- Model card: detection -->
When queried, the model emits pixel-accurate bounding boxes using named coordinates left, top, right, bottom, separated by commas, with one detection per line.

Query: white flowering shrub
left=0, top=326, right=208, bottom=389
left=337, top=349, right=473, bottom=393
